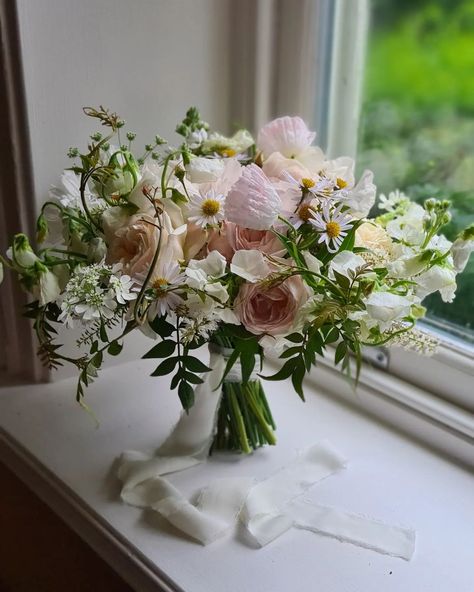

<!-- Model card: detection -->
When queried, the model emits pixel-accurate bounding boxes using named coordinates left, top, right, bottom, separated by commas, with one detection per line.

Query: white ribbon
left=116, top=351, right=416, bottom=560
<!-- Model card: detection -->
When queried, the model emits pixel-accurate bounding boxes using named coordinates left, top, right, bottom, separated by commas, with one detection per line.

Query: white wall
left=16, top=0, right=232, bottom=379
left=17, top=0, right=232, bottom=207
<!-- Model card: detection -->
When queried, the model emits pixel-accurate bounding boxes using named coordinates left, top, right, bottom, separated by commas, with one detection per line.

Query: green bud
left=137, top=157, right=144, bottom=165
left=36, top=213, right=49, bottom=243
left=126, top=132, right=136, bottom=141
left=102, top=142, right=110, bottom=151
left=67, top=147, right=79, bottom=158
left=424, top=198, right=436, bottom=212
left=145, top=144, right=153, bottom=152
left=441, top=212, right=452, bottom=225
left=151, top=151, right=159, bottom=160
left=10, top=233, right=39, bottom=270
left=176, top=123, right=189, bottom=137
left=90, top=132, right=102, bottom=142
left=174, top=166, right=185, bottom=181
left=155, top=135, right=166, bottom=145
left=116, top=119, right=125, bottom=128
left=459, top=223, right=474, bottom=241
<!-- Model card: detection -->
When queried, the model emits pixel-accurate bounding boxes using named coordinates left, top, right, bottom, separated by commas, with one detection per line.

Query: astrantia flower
left=187, top=188, right=225, bottom=228
left=310, top=204, right=353, bottom=252
left=225, top=164, right=281, bottom=230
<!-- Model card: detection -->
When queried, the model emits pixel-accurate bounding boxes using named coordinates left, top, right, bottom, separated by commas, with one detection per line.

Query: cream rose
left=234, top=275, right=308, bottom=336
left=105, top=211, right=184, bottom=280
left=355, top=221, right=393, bottom=254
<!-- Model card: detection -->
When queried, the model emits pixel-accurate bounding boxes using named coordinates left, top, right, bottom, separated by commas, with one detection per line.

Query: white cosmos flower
left=309, top=204, right=353, bottom=252
left=187, top=188, right=225, bottom=228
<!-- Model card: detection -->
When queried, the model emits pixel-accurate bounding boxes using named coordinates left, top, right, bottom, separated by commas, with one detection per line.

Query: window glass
left=358, top=0, right=474, bottom=343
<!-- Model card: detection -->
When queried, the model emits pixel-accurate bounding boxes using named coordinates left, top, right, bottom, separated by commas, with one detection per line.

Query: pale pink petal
left=225, top=164, right=281, bottom=230
left=257, top=116, right=316, bottom=158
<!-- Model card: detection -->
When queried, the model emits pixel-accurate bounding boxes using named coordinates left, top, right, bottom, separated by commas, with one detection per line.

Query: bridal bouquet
left=2, top=106, right=473, bottom=454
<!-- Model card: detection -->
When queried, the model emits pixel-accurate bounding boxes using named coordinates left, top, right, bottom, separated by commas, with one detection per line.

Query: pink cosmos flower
left=234, top=274, right=308, bottom=336
left=225, top=164, right=281, bottom=230
left=257, top=116, right=316, bottom=159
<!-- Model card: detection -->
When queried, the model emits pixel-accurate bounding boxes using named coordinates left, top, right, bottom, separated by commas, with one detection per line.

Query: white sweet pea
left=302, top=251, right=322, bottom=275
left=343, top=170, right=376, bottom=219
left=365, top=291, right=414, bottom=327
left=329, top=251, right=366, bottom=279
left=32, top=265, right=61, bottom=306
left=205, top=281, right=229, bottom=303
left=386, top=202, right=426, bottom=245
left=451, top=236, right=474, bottom=273
left=185, top=266, right=208, bottom=289
left=7, top=234, right=39, bottom=270
left=230, top=250, right=270, bottom=282
left=185, top=156, right=225, bottom=183
left=188, top=250, right=227, bottom=279
left=415, top=265, right=457, bottom=303
left=388, top=245, right=427, bottom=278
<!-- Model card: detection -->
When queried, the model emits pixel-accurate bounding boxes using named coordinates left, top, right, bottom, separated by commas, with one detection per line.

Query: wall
left=15, top=0, right=232, bottom=379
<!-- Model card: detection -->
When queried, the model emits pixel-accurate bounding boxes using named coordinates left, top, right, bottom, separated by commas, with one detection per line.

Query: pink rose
left=234, top=274, right=308, bottom=336
left=184, top=222, right=235, bottom=262
left=230, top=226, right=284, bottom=257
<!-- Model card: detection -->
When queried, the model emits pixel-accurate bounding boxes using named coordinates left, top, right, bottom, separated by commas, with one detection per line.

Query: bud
left=9, top=234, right=39, bottom=270
left=126, top=132, right=136, bottom=142
left=36, top=213, right=49, bottom=243
left=155, top=135, right=166, bottom=145
left=174, top=166, right=185, bottom=182
left=424, top=198, right=436, bottom=212
left=90, top=132, right=102, bottom=142
left=145, top=144, right=153, bottom=152
left=31, top=261, right=61, bottom=306
left=67, top=147, right=79, bottom=158
left=175, top=123, right=188, bottom=137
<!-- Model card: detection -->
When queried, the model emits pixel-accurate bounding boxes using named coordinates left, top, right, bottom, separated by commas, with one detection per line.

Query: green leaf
left=151, top=356, right=179, bottom=376
left=143, top=339, right=176, bottom=359
left=291, top=361, right=306, bottom=401
left=91, top=351, right=103, bottom=368
left=183, top=356, right=211, bottom=373
left=240, top=350, right=256, bottom=384
left=183, top=371, right=204, bottom=385
left=149, top=315, right=174, bottom=338
left=333, top=270, right=351, bottom=291
left=280, top=346, right=302, bottom=359
left=99, top=323, right=108, bottom=342
left=285, top=333, right=304, bottom=343
left=325, top=327, right=339, bottom=344
left=90, top=340, right=98, bottom=354
left=107, top=341, right=123, bottom=356
left=178, top=381, right=194, bottom=410
left=261, top=357, right=298, bottom=381
left=334, top=341, right=347, bottom=365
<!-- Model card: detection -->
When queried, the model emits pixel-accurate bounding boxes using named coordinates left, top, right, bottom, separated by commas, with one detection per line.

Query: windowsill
left=0, top=359, right=473, bottom=592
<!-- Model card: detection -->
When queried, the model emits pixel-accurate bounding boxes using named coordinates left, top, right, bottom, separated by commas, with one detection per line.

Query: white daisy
left=310, top=204, right=353, bottom=252
left=187, top=188, right=225, bottom=228
left=146, top=260, right=186, bottom=318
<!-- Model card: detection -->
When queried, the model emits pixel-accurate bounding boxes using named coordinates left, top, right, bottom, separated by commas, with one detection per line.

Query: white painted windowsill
left=0, top=358, right=473, bottom=592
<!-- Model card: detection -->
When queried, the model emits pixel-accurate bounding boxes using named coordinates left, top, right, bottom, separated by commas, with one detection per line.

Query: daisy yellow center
left=152, top=277, right=169, bottom=295
left=219, top=148, right=237, bottom=157
left=326, top=221, right=341, bottom=239
left=301, top=177, right=315, bottom=189
left=336, top=177, right=347, bottom=189
left=201, top=198, right=221, bottom=217
left=298, top=203, right=313, bottom=222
